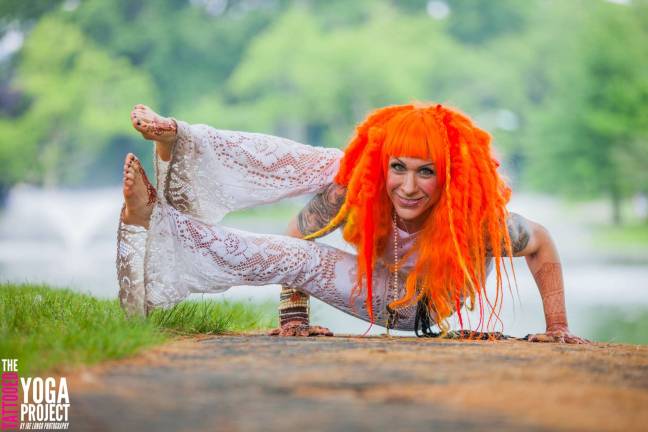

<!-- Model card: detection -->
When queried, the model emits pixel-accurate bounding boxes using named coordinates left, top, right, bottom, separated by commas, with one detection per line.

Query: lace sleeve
left=164, top=121, right=343, bottom=224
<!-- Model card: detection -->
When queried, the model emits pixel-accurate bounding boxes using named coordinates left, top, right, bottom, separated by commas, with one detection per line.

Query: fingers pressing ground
left=528, top=333, right=554, bottom=343
left=566, top=336, right=591, bottom=344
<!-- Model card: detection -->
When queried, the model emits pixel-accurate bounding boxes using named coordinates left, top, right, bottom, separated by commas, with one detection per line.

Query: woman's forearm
left=525, top=227, right=569, bottom=331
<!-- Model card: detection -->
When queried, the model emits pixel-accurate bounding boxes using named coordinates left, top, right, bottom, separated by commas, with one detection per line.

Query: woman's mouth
left=395, top=194, right=425, bottom=208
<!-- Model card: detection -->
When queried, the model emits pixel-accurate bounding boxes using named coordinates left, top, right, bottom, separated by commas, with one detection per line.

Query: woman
left=118, top=103, right=587, bottom=343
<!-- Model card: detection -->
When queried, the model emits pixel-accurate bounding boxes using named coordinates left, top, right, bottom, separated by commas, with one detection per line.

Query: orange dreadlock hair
left=304, top=103, right=514, bottom=331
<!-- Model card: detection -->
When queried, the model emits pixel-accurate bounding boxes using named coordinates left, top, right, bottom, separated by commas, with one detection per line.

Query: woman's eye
left=419, top=168, right=435, bottom=176
left=390, top=162, right=406, bottom=172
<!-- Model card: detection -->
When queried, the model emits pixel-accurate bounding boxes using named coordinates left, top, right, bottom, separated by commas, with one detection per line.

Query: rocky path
left=69, top=335, right=648, bottom=432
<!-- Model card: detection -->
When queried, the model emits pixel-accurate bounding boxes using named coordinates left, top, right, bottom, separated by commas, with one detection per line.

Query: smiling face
left=385, top=156, right=442, bottom=232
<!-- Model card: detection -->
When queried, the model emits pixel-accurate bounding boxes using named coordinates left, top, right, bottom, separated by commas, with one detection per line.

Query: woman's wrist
left=546, top=323, right=569, bottom=333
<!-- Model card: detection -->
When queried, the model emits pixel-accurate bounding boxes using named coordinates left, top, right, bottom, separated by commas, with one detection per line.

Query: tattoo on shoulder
left=297, top=183, right=347, bottom=236
left=507, top=212, right=531, bottom=255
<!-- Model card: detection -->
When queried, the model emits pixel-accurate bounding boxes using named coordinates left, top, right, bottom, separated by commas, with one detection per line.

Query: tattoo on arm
left=296, top=183, right=347, bottom=236
left=532, top=262, right=568, bottom=329
left=507, top=213, right=531, bottom=255
left=486, top=212, right=531, bottom=256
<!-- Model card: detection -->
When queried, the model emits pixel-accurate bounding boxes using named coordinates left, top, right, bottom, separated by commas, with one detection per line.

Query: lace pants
left=116, top=121, right=418, bottom=330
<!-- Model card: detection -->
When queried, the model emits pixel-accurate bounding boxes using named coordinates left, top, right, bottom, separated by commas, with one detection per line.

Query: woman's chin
left=395, top=208, right=425, bottom=223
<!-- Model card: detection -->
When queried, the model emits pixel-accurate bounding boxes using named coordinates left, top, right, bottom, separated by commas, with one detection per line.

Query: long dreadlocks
left=305, top=103, right=514, bottom=332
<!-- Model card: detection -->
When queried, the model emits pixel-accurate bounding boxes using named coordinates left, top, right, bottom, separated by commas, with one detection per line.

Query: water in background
left=2, top=185, right=647, bottom=339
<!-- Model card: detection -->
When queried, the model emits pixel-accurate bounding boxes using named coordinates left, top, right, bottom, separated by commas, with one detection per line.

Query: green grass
left=591, top=222, right=648, bottom=248
left=222, top=201, right=303, bottom=222
left=587, top=306, right=648, bottom=345
left=0, top=283, right=277, bottom=375
left=149, top=297, right=277, bottom=333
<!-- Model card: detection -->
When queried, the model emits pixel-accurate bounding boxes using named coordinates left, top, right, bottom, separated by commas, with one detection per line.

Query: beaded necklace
left=386, top=211, right=404, bottom=335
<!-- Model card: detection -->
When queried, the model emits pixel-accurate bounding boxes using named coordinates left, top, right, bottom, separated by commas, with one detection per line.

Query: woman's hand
left=268, top=322, right=334, bottom=337
left=527, top=327, right=590, bottom=344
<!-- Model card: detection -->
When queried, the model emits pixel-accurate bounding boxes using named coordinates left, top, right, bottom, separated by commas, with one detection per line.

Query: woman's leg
left=117, top=150, right=164, bottom=317
left=117, top=163, right=419, bottom=327
left=114, top=150, right=408, bottom=325
left=124, top=105, right=342, bottom=317
left=144, top=192, right=417, bottom=328
left=130, top=105, right=344, bottom=224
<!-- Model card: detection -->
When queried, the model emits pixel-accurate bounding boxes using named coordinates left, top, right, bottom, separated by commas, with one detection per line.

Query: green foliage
left=0, top=15, right=156, bottom=186
left=587, top=306, right=648, bottom=345
left=0, top=283, right=277, bottom=374
left=0, top=0, right=65, bottom=25
left=592, top=223, right=648, bottom=248
left=523, top=1, right=648, bottom=222
left=226, top=5, right=438, bottom=137
left=445, top=0, right=533, bottom=45
left=0, top=0, right=647, bottom=223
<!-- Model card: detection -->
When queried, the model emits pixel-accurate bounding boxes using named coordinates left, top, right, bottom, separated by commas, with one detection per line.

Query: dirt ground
left=67, top=335, right=648, bottom=432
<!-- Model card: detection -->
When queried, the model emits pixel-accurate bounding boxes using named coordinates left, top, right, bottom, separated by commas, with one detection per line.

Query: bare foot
left=268, top=322, right=334, bottom=337
left=122, top=153, right=157, bottom=228
left=130, top=104, right=177, bottom=162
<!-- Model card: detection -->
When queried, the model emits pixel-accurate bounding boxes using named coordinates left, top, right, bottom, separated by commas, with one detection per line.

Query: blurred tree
left=223, top=3, right=455, bottom=145
left=0, top=0, right=67, bottom=117
left=0, top=16, right=156, bottom=187
left=525, top=0, right=648, bottom=224
left=445, top=0, right=532, bottom=45
left=0, top=0, right=645, bottom=229
left=69, top=0, right=282, bottom=113
left=0, top=0, right=66, bottom=28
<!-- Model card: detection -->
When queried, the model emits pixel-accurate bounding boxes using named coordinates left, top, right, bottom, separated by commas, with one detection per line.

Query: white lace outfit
left=117, top=120, right=472, bottom=330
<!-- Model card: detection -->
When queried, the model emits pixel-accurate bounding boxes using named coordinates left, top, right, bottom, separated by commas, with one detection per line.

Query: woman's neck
left=395, top=216, right=421, bottom=234
left=394, top=209, right=431, bottom=234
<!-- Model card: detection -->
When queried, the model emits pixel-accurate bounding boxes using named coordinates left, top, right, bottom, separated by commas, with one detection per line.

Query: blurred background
left=0, top=0, right=647, bottom=341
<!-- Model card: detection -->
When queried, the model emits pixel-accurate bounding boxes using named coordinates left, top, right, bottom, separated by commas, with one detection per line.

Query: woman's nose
left=401, top=172, right=418, bottom=195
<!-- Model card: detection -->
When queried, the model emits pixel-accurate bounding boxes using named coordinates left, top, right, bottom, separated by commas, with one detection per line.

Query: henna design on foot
left=122, top=153, right=157, bottom=228
left=137, top=164, right=157, bottom=206
left=130, top=104, right=177, bottom=143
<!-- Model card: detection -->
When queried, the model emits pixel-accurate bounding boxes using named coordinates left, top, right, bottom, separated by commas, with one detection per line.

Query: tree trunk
left=610, top=181, right=622, bottom=226
left=0, top=183, right=9, bottom=209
